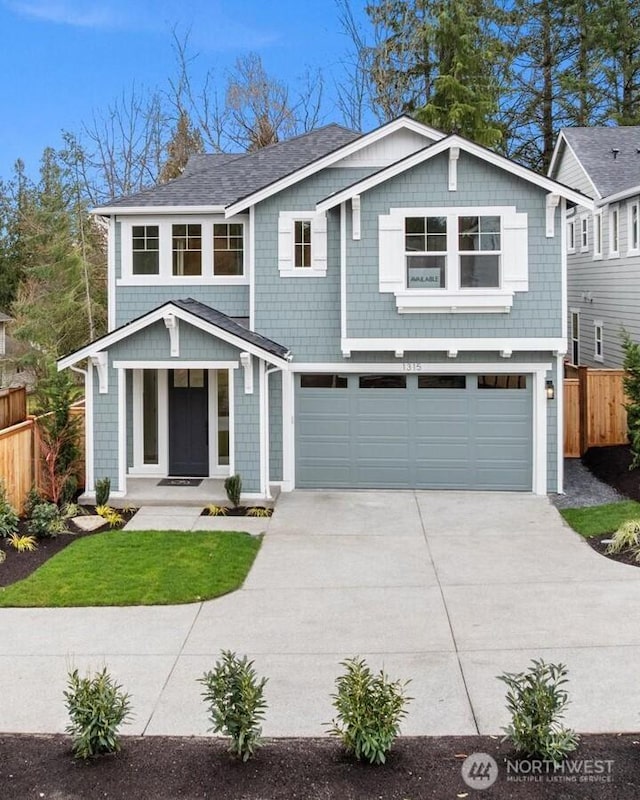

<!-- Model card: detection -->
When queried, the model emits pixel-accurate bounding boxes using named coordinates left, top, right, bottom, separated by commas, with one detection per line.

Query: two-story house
left=58, top=117, right=590, bottom=501
left=549, top=126, right=640, bottom=368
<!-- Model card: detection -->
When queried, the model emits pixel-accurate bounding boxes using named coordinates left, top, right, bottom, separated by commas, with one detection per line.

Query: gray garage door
left=295, top=372, right=533, bottom=490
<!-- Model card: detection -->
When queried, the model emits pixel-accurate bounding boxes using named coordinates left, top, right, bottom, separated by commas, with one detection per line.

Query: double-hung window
left=213, top=223, right=244, bottom=276
left=405, top=216, right=447, bottom=288
left=580, top=216, right=589, bottom=251
left=593, top=211, right=603, bottom=259
left=172, top=224, right=202, bottom=276
left=132, top=225, right=159, bottom=275
left=458, top=216, right=501, bottom=287
left=294, top=220, right=312, bottom=268
left=628, top=200, right=640, bottom=255
left=609, top=206, right=619, bottom=257
left=278, top=211, right=328, bottom=276
left=567, top=218, right=576, bottom=253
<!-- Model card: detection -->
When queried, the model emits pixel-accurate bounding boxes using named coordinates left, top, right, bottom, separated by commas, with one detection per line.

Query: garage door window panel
left=478, top=374, right=527, bottom=389
left=300, top=374, right=348, bottom=388
left=359, top=375, right=407, bottom=389
left=418, top=375, right=466, bottom=389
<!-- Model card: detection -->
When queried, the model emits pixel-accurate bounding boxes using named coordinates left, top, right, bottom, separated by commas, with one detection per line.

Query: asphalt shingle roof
left=562, top=126, right=640, bottom=197
left=100, top=124, right=361, bottom=210
left=172, top=298, right=290, bottom=360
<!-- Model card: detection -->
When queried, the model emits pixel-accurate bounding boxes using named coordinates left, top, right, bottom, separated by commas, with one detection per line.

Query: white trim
left=598, top=183, right=640, bottom=206
left=108, top=219, right=116, bottom=331
left=58, top=303, right=289, bottom=370
left=546, top=194, right=560, bottom=237
left=339, top=337, right=565, bottom=356
left=351, top=195, right=361, bottom=240
left=580, top=214, right=589, bottom=252
left=281, top=368, right=295, bottom=491
left=249, top=205, right=256, bottom=330
left=316, top=134, right=594, bottom=213
left=627, top=199, right=640, bottom=256
left=561, top=198, right=568, bottom=357
left=532, top=371, right=547, bottom=495
left=567, top=217, right=576, bottom=253
left=594, top=319, right=604, bottom=362
left=548, top=132, right=601, bottom=200
left=85, top=365, right=94, bottom=491
left=94, top=204, right=227, bottom=215
left=113, top=360, right=238, bottom=369
left=130, top=369, right=168, bottom=476
left=570, top=309, right=580, bottom=366
left=556, top=353, right=564, bottom=494
left=240, top=352, right=253, bottom=394
left=259, top=360, right=267, bottom=498
left=340, top=202, right=347, bottom=341
left=207, top=369, right=217, bottom=477
left=116, top=276, right=249, bottom=287
left=448, top=146, right=459, bottom=191
left=228, top=368, right=236, bottom=476
left=224, top=117, right=445, bottom=217
left=164, top=314, right=179, bottom=357
left=291, top=361, right=552, bottom=374
left=277, top=210, right=327, bottom=277
left=117, top=368, right=127, bottom=494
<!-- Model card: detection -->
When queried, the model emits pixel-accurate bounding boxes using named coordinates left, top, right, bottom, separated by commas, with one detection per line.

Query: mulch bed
left=582, top=444, right=640, bottom=502
left=1, top=733, right=637, bottom=800
left=585, top=534, right=640, bottom=568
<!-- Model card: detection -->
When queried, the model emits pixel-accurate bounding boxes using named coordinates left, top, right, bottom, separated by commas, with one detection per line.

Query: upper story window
left=132, top=225, right=159, bottom=275
left=278, top=211, right=327, bottom=277
left=593, top=211, right=602, bottom=259
left=380, top=205, right=527, bottom=313
left=213, top=223, right=244, bottom=276
left=118, top=216, right=248, bottom=285
left=172, top=224, right=202, bottom=276
left=609, top=206, right=619, bottom=257
left=294, top=220, right=312, bottom=268
left=628, top=200, right=640, bottom=255
left=580, top=216, right=589, bottom=251
left=567, top=218, right=576, bottom=253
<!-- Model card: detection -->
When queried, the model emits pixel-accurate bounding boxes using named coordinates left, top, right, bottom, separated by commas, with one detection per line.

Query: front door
left=168, top=369, right=209, bottom=476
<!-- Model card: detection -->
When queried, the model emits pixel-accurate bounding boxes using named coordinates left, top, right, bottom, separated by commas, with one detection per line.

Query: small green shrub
left=64, top=667, right=132, bottom=760
left=95, top=477, right=111, bottom=507
left=27, top=501, right=66, bottom=538
left=607, top=519, right=640, bottom=554
left=0, top=480, right=19, bottom=538
left=62, top=502, right=84, bottom=519
left=199, top=650, right=268, bottom=762
left=224, top=474, right=242, bottom=508
left=96, top=505, right=124, bottom=528
left=247, top=506, right=271, bottom=517
left=328, top=656, right=411, bottom=765
left=8, top=532, right=38, bottom=552
left=497, top=659, right=579, bottom=764
left=24, top=485, right=43, bottom=519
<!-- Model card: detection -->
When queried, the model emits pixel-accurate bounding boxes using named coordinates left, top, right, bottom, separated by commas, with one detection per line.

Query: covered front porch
left=93, top=477, right=281, bottom=508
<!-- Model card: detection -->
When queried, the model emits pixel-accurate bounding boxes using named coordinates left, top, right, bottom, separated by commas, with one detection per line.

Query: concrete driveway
left=2, top=491, right=640, bottom=737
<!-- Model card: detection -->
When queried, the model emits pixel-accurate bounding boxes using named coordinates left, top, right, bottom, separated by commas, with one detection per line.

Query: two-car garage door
left=295, top=372, right=533, bottom=491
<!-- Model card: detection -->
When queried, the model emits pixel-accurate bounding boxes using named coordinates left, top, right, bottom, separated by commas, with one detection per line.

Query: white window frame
left=382, top=205, right=526, bottom=313
left=580, top=215, right=589, bottom=252
left=278, top=211, right=328, bottom=277
left=594, top=320, right=604, bottom=363
left=567, top=217, right=576, bottom=253
left=593, top=211, right=603, bottom=260
left=609, top=205, right=620, bottom=258
left=118, top=215, right=249, bottom=286
left=628, top=200, right=640, bottom=256
left=570, top=309, right=580, bottom=366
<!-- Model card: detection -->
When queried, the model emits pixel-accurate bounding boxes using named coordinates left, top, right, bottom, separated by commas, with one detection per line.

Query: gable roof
left=94, top=124, right=361, bottom=213
left=550, top=127, right=640, bottom=199
left=58, top=299, right=291, bottom=370
left=315, top=133, right=595, bottom=213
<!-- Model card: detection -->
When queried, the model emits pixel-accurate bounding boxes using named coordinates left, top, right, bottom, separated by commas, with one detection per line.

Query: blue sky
left=0, top=0, right=368, bottom=181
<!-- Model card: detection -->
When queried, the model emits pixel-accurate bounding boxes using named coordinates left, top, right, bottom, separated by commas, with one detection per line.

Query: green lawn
left=561, top=501, right=640, bottom=537
left=0, top=530, right=261, bottom=607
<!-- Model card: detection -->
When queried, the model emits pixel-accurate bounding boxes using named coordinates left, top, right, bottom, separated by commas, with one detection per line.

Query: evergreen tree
left=159, top=111, right=204, bottom=183
left=602, top=0, right=640, bottom=124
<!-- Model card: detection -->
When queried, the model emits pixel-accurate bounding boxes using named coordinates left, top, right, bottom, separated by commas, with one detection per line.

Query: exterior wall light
left=545, top=379, right=555, bottom=400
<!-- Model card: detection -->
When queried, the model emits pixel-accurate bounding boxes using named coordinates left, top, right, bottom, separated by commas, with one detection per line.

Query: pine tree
left=159, top=111, right=204, bottom=183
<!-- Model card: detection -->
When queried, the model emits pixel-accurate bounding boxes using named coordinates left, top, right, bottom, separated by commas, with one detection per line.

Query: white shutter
left=502, top=212, right=528, bottom=292
left=278, top=213, right=293, bottom=271
left=378, top=213, right=405, bottom=293
left=311, top=212, right=327, bottom=271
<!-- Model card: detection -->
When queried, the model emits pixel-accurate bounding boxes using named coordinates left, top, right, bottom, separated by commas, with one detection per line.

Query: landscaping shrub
left=622, top=331, right=640, bottom=468
left=224, top=474, right=242, bottom=508
left=27, top=501, right=67, bottom=538
left=95, top=477, right=111, bottom=507
left=606, top=519, right=640, bottom=557
left=8, top=532, right=37, bottom=552
left=328, top=656, right=411, bottom=765
left=0, top=480, right=19, bottom=538
left=64, top=667, right=132, bottom=760
left=497, top=658, right=579, bottom=764
left=199, top=650, right=268, bottom=761
left=23, top=485, right=43, bottom=519
left=96, top=505, right=124, bottom=529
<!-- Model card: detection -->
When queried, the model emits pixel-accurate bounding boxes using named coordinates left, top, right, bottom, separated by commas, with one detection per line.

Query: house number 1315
left=403, top=363, right=423, bottom=372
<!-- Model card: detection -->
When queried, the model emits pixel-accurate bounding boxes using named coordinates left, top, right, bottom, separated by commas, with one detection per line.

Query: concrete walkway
left=2, top=491, right=640, bottom=737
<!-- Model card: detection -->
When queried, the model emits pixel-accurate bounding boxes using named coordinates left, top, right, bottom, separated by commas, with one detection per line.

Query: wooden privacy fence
left=0, top=386, right=26, bottom=430
left=0, top=403, right=85, bottom=513
left=564, top=367, right=627, bottom=457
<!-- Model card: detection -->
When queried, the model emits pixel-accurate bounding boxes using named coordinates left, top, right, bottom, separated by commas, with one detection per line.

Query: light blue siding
left=115, top=286, right=249, bottom=328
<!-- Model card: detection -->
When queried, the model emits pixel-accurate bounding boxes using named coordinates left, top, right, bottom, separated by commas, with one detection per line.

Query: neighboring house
left=58, top=116, right=591, bottom=500
left=549, top=126, right=640, bottom=368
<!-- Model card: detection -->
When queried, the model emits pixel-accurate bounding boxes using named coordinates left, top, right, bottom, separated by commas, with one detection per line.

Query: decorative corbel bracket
left=90, top=352, right=108, bottom=394
left=352, top=195, right=361, bottom=240
left=164, top=313, right=179, bottom=357
left=546, top=193, right=560, bottom=238
left=394, top=349, right=404, bottom=358
left=500, top=349, right=513, bottom=359
left=239, top=352, right=253, bottom=394
left=448, top=147, right=460, bottom=191
left=447, top=349, right=458, bottom=359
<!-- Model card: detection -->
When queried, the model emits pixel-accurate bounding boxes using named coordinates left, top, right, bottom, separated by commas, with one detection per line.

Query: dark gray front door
left=169, top=369, right=209, bottom=476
